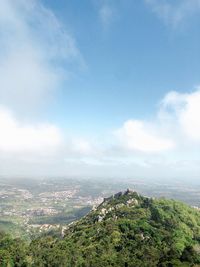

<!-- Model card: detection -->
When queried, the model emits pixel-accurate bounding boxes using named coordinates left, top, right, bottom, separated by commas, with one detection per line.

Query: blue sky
left=0, top=0, right=200, bottom=179
left=46, top=0, right=200, bottom=129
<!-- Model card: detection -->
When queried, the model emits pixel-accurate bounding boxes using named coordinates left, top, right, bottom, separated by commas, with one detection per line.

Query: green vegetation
left=0, top=232, right=28, bottom=267
left=1, top=191, right=200, bottom=266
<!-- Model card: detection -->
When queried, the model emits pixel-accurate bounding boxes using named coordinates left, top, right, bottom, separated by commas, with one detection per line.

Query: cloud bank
left=52, top=88, right=200, bottom=178
left=116, top=89, right=200, bottom=154
left=1, top=88, right=200, bottom=177
left=0, top=106, right=62, bottom=154
left=161, top=90, right=200, bottom=141
left=116, top=120, right=174, bottom=153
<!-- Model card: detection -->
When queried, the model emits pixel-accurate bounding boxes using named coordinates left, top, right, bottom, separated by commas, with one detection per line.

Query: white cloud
left=1, top=88, right=200, bottom=178
left=0, top=106, right=62, bottom=155
left=0, top=105, right=103, bottom=161
left=116, top=88, right=200, bottom=155
left=0, top=105, right=101, bottom=176
left=0, top=0, right=91, bottom=175
left=145, top=0, right=200, bottom=27
left=0, top=0, right=83, bottom=113
left=162, top=89, right=200, bottom=141
left=116, top=120, right=174, bottom=153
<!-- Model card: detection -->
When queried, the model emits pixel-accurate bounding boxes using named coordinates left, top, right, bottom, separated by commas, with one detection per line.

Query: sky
left=0, top=0, right=200, bottom=180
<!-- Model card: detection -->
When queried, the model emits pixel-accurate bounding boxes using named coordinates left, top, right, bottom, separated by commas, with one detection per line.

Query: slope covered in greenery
left=1, top=190, right=200, bottom=266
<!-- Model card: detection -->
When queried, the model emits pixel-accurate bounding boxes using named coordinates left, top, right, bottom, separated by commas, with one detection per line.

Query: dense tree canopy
left=1, top=191, right=200, bottom=266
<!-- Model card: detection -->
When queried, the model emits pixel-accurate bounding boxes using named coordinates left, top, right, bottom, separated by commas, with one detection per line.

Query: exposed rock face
left=126, top=198, right=138, bottom=206
left=94, top=189, right=138, bottom=222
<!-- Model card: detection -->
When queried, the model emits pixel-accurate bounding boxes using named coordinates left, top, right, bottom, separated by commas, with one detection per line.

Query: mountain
left=1, top=190, right=200, bottom=266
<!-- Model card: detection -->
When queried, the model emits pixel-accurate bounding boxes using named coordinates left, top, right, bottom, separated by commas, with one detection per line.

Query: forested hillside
left=1, top=190, right=200, bottom=266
